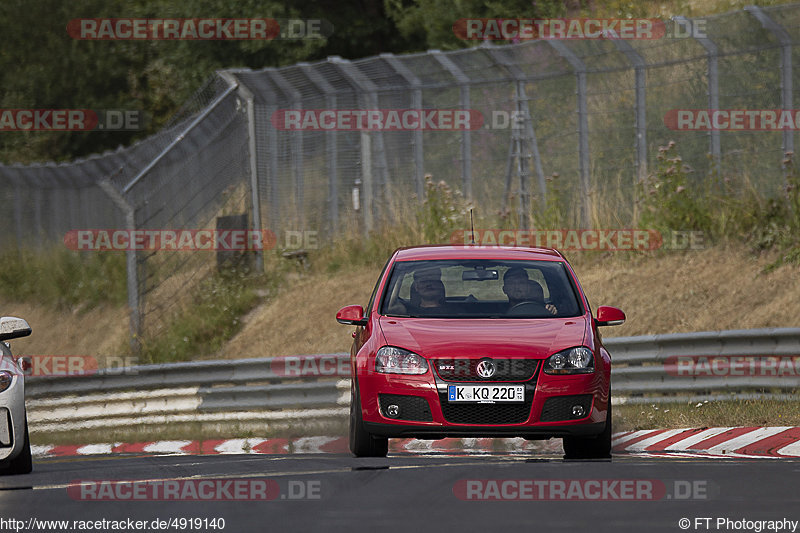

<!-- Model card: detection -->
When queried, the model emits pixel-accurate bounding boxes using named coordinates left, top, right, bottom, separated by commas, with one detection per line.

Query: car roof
left=393, top=245, right=565, bottom=261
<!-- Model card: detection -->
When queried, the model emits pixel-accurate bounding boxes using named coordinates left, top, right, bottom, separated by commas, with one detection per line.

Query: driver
left=502, top=267, right=557, bottom=315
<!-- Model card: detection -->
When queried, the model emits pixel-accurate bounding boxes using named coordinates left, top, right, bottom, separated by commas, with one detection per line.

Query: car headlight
left=544, top=347, right=594, bottom=375
left=375, top=346, right=428, bottom=375
left=0, top=371, right=13, bottom=392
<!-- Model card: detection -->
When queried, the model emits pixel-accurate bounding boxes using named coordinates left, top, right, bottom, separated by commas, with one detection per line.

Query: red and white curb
left=32, top=427, right=800, bottom=458
left=613, top=426, right=800, bottom=458
left=31, top=437, right=562, bottom=458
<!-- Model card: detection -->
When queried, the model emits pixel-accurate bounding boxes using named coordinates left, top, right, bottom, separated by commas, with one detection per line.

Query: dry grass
left=571, top=242, right=798, bottom=337
left=615, top=400, right=800, bottom=432
left=216, top=241, right=799, bottom=358
left=30, top=419, right=348, bottom=446
left=4, top=301, right=128, bottom=360
left=579, top=0, right=794, bottom=19
left=218, top=268, right=379, bottom=358
left=9, top=240, right=796, bottom=363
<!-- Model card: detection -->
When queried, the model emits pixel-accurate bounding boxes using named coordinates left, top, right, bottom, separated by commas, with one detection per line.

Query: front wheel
left=0, top=418, right=32, bottom=475
left=562, top=398, right=612, bottom=460
left=349, top=388, right=388, bottom=458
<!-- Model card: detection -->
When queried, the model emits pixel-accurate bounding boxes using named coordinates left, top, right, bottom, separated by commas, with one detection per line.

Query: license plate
left=447, top=385, right=524, bottom=403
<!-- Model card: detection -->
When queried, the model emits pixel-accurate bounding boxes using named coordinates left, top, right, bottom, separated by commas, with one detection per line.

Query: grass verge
left=615, top=399, right=800, bottom=432
left=137, top=262, right=279, bottom=365
left=30, top=418, right=349, bottom=447
left=0, top=248, right=127, bottom=310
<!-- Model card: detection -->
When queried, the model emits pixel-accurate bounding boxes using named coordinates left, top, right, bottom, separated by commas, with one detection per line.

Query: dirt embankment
left=1, top=302, right=128, bottom=358
left=4, top=243, right=797, bottom=360
left=219, top=243, right=799, bottom=358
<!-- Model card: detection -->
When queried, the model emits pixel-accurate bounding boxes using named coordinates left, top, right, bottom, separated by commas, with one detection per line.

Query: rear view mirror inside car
left=462, top=268, right=498, bottom=281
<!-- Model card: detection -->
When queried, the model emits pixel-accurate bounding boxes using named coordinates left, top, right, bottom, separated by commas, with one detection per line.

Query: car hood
left=378, top=316, right=588, bottom=359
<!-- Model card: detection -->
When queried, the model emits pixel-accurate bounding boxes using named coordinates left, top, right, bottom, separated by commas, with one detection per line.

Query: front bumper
left=0, top=371, right=26, bottom=462
left=357, top=361, right=609, bottom=439
left=364, top=420, right=606, bottom=439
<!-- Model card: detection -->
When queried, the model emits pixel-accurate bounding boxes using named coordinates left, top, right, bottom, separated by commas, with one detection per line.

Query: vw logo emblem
left=476, top=359, right=496, bottom=379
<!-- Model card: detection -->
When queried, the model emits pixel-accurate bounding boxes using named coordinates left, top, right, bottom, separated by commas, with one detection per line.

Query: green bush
left=138, top=266, right=262, bottom=364
left=752, top=152, right=800, bottom=271
left=0, top=248, right=126, bottom=309
left=635, top=141, right=782, bottom=248
left=416, top=174, right=469, bottom=243
left=637, top=141, right=713, bottom=234
left=530, top=172, right=566, bottom=229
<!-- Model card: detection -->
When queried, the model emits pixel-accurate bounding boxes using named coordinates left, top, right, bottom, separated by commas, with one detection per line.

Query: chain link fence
left=1, top=5, right=799, bottom=348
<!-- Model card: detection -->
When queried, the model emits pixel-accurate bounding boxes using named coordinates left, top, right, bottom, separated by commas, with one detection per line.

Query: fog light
left=0, top=371, right=12, bottom=393
left=386, top=404, right=400, bottom=418
left=572, top=405, right=585, bottom=418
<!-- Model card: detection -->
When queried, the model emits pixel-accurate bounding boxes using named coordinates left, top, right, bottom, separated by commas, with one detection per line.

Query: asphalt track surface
left=2, top=452, right=800, bottom=533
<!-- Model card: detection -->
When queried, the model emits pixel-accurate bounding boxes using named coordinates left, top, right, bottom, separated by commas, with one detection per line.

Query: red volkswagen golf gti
left=336, top=245, right=625, bottom=459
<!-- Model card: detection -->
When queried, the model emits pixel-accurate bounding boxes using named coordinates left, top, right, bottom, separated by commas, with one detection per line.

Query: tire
left=0, top=418, right=32, bottom=475
left=349, top=387, right=388, bottom=458
left=563, top=397, right=612, bottom=460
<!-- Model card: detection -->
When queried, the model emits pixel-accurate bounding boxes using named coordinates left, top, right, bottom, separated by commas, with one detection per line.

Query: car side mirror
left=336, top=305, right=367, bottom=326
left=595, top=306, right=625, bottom=326
left=0, top=317, right=32, bottom=341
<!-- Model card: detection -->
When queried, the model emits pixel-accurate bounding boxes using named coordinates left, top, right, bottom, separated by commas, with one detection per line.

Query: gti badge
left=476, top=359, right=496, bottom=379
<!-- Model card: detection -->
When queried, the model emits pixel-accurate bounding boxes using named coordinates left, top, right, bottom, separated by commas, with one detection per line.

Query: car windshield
left=380, top=259, right=583, bottom=319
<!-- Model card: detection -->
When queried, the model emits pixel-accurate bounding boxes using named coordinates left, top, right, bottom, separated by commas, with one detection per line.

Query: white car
left=0, top=316, right=32, bottom=475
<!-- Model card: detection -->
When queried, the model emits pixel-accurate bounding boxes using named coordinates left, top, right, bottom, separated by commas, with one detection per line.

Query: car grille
left=433, top=358, right=538, bottom=382
left=379, top=394, right=433, bottom=422
left=539, top=395, right=594, bottom=422
left=438, top=391, right=534, bottom=424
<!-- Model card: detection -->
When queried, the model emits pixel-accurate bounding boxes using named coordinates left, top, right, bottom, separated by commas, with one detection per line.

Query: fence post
left=267, top=69, right=305, bottom=227
left=13, top=183, right=23, bottom=248
left=244, top=86, right=264, bottom=272
left=431, top=51, right=472, bottom=201
left=115, top=79, right=239, bottom=348
left=613, top=40, right=648, bottom=187
left=220, top=71, right=263, bottom=272
left=518, top=84, right=545, bottom=215
left=381, top=53, right=425, bottom=201
left=33, top=187, right=44, bottom=250
left=502, top=132, right=516, bottom=218
left=745, top=6, right=794, bottom=169
left=361, top=132, right=373, bottom=233
left=675, top=16, right=721, bottom=170
left=98, top=180, right=140, bottom=353
left=49, top=188, right=62, bottom=245
left=549, top=41, right=591, bottom=228
left=331, top=56, right=389, bottom=233
left=299, top=62, right=339, bottom=234
left=485, top=47, right=547, bottom=223
left=267, top=103, right=280, bottom=233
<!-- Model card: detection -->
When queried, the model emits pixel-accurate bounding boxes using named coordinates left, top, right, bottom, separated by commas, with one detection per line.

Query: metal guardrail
left=607, top=328, right=800, bottom=404
left=24, top=329, right=800, bottom=432
left=25, top=354, right=349, bottom=397
left=25, top=355, right=351, bottom=433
